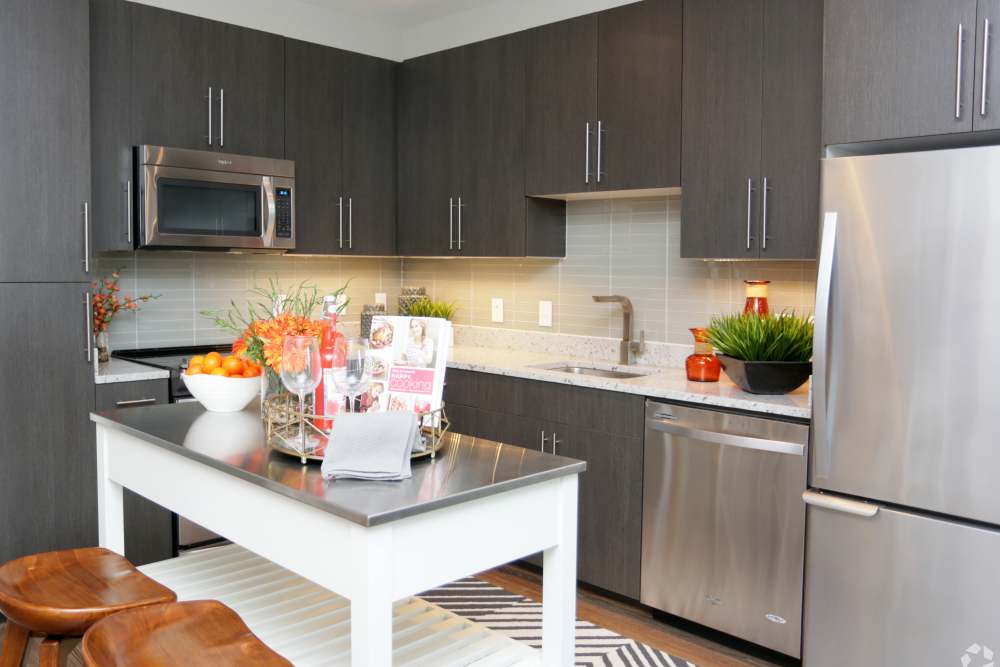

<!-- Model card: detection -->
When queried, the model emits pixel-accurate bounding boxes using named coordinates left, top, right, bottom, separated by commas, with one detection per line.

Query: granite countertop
left=94, top=358, right=170, bottom=385
left=448, top=346, right=811, bottom=420
left=91, top=402, right=585, bottom=527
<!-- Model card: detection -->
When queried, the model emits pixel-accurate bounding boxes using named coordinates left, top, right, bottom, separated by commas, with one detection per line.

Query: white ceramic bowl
left=181, top=373, right=259, bottom=412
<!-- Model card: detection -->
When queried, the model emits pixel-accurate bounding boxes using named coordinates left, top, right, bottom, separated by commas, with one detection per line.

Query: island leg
left=350, top=525, right=393, bottom=667
left=96, top=426, right=125, bottom=554
left=542, top=474, right=579, bottom=666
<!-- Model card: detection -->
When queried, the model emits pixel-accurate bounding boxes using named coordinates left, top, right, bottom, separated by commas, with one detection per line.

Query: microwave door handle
left=262, top=180, right=276, bottom=243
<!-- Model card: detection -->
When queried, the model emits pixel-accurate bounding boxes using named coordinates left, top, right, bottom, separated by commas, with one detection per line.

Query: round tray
left=268, top=429, right=447, bottom=464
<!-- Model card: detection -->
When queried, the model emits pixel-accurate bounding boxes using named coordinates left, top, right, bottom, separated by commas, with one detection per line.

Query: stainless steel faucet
left=592, top=295, right=645, bottom=365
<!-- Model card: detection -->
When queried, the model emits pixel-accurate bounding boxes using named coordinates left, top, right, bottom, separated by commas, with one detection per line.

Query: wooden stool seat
left=0, top=547, right=175, bottom=637
left=81, top=600, right=292, bottom=666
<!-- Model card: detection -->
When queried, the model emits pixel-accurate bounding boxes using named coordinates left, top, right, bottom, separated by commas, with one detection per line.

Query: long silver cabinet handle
left=761, top=177, right=770, bottom=250
left=983, top=18, right=991, bottom=117
left=348, top=197, right=353, bottom=249
left=338, top=196, right=344, bottom=249
left=126, top=180, right=132, bottom=245
left=457, top=197, right=463, bottom=250
left=83, top=202, right=90, bottom=273
left=745, top=178, right=754, bottom=250
left=957, top=23, right=965, bottom=120
left=116, top=398, right=158, bottom=407
left=449, top=197, right=454, bottom=250
left=540, top=430, right=549, bottom=453
left=84, top=292, right=93, bottom=363
left=585, top=122, right=591, bottom=184
left=647, top=417, right=805, bottom=456
left=551, top=432, right=561, bottom=455
left=813, top=213, right=838, bottom=478
left=596, top=121, right=604, bottom=183
left=206, top=86, right=213, bottom=146
left=219, top=88, right=225, bottom=147
left=802, top=490, right=878, bottom=518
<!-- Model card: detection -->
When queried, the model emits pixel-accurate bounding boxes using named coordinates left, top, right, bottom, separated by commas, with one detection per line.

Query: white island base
left=139, top=544, right=538, bottom=666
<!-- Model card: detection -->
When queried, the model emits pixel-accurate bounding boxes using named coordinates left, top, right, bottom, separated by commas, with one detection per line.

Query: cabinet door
left=397, top=51, right=460, bottom=256
left=215, top=23, right=285, bottom=157
left=974, top=0, right=1000, bottom=130
left=95, top=380, right=173, bottom=565
left=91, top=0, right=134, bottom=253
left=566, top=427, right=643, bottom=599
left=132, top=4, right=215, bottom=151
left=285, top=39, right=343, bottom=254
left=444, top=404, right=478, bottom=438
left=525, top=15, right=599, bottom=196
left=457, top=34, right=527, bottom=256
left=596, top=0, right=682, bottom=191
left=0, top=285, right=96, bottom=563
left=681, top=0, right=764, bottom=259
left=342, top=52, right=397, bottom=255
left=759, top=0, right=822, bottom=259
left=823, top=0, right=977, bottom=145
left=0, top=0, right=91, bottom=282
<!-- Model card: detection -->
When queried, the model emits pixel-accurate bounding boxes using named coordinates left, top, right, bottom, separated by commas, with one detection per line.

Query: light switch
left=374, top=292, right=387, bottom=307
left=491, top=298, right=504, bottom=323
left=538, top=300, right=553, bottom=327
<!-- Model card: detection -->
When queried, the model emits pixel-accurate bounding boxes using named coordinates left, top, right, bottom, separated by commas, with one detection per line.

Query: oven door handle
left=647, top=417, right=805, bottom=456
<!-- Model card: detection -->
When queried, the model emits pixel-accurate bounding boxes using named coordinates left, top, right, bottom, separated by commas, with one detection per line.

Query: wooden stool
left=0, top=548, right=176, bottom=667
left=81, top=600, right=292, bottom=666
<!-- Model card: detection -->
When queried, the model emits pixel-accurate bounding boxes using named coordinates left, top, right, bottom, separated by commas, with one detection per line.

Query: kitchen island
left=91, top=402, right=585, bottom=666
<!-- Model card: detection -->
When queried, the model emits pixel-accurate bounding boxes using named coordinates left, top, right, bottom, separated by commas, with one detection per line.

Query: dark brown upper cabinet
left=0, top=0, right=92, bottom=282
left=681, top=0, right=821, bottom=260
left=286, top=41, right=397, bottom=256
left=823, top=0, right=978, bottom=145
left=397, top=34, right=565, bottom=257
left=524, top=0, right=682, bottom=196
left=131, top=3, right=284, bottom=158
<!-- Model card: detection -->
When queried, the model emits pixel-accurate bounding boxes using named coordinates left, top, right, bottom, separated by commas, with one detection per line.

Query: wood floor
left=477, top=564, right=793, bottom=667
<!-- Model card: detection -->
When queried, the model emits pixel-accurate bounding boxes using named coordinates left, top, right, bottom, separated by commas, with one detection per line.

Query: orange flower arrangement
left=233, top=312, right=323, bottom=373
left=91, top=269, right=159, bottom=333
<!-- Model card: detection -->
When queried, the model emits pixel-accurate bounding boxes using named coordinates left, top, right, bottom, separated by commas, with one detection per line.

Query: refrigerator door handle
left=802, top=490, right=878, bottom=517
left=813, top=212, right=837, bottom=478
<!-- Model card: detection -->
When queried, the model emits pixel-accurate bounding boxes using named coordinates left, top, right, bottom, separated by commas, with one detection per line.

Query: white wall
left=127, top=0, right=643, bottom=61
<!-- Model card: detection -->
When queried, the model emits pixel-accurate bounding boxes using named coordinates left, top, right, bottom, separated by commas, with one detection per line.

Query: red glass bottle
left=743, top=279, right=770, bottom=316
left=686, top=328, right=720, bottom=382
left=314, top=297, right=345, bottom=431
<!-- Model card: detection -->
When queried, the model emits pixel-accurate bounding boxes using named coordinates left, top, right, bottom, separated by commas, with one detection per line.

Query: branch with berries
left=91, top=269, right=160, bottom=333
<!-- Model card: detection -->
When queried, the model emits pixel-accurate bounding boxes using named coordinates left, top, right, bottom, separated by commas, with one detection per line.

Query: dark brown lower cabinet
left=445, top=369, right=643, bottom=598
left=95, top=379, right=174, bottom=566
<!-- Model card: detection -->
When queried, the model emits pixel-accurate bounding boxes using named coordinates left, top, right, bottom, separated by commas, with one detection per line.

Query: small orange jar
left=686, top=328, right=720, bottom=382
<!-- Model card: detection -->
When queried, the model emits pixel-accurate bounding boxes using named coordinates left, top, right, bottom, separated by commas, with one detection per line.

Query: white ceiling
left=293, top=0, right=504, bottom=27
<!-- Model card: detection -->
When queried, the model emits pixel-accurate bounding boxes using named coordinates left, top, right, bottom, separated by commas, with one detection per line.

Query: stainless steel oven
left=137, top=145, right=295, bottom=251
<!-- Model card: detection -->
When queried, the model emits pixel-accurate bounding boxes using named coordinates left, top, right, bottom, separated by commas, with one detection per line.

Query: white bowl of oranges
left=181, top=351, right=262, bottom=413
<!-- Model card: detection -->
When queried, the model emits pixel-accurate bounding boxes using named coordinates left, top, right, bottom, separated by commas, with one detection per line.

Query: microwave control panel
left=275, top=188, right=292, bottom=238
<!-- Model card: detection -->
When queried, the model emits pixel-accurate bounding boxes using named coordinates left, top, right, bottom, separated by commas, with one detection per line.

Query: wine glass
left=332, top=338, right=370, bottom=413
left=280, top=335, right=322, bottom=457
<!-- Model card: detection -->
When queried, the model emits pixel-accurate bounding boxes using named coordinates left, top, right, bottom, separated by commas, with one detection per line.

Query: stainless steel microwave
left=137, top=145, right=295, bottom=251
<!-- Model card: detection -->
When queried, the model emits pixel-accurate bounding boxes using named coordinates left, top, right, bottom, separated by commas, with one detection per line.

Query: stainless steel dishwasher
left=641, top=400, right=808, bottom=658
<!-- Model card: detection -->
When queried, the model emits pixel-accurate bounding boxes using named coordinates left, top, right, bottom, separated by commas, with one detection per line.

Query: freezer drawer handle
left=647, top=417, right=805, bottom=456
left=802, top=490, right=878, bottom=517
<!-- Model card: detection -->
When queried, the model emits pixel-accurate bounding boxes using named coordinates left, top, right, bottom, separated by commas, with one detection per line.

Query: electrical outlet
left=374, top=292, right=387, bottom=307
left=491, top=298, right=504, bottom=323
left=538, top=300, right=553, bottom=327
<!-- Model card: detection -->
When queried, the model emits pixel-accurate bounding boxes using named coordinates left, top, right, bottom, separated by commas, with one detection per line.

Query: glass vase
left=743, top=280, right=771, bottom=316
left=96, top=331, right=110, bottom=364
left=686, top=328, right=720, bottom=382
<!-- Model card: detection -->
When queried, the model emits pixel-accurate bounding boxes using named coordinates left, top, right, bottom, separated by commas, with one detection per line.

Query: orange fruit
left=222, top=356, right=244, bottom=375
left=242, top=365, right=261, bottom=378
left=202, top=355, right=222, bottom=371
left=210, top=367, right=228, bottom=376
left=188, top=355, right=205, bottom=367
left=186, top=364, right=203, bottom=376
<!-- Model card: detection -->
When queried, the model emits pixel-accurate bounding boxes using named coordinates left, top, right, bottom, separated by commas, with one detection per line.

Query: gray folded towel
left=321, top=412, right=420, bottom=481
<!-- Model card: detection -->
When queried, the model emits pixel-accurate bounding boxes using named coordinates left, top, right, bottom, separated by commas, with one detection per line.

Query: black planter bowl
left=717, top=355, right=812, bottom=395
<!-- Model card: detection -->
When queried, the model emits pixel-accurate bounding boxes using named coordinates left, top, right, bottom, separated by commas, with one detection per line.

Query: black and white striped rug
left=421, top=577, right=697, bottom=667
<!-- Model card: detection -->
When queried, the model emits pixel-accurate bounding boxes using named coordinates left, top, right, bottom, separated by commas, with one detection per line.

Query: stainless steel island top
left=90, top=402, right=585, bottom=527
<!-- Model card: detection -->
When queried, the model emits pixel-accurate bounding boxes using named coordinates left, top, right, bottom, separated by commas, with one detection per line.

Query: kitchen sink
left=546, top=365, right=649, bottom=380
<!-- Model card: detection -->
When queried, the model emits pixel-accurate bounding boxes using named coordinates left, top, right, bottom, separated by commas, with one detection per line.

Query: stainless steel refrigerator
left=804, top=145, right=1000, bottom=665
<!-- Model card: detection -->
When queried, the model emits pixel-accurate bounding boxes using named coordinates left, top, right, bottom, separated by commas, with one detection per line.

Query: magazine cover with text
left=365, top=316, right=451, bottom=423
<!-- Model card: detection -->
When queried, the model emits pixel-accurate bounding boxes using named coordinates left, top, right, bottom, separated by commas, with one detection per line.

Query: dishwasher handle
left=647, top=416, right=805, bottom=456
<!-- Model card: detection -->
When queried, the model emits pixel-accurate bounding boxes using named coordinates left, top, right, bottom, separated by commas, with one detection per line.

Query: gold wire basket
left=262, top=393, right=450, bottom=465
